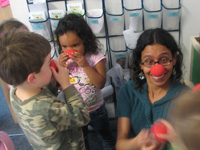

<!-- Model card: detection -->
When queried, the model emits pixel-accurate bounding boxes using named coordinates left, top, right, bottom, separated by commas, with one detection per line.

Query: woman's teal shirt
left=117, top=79, right=188, bottom=136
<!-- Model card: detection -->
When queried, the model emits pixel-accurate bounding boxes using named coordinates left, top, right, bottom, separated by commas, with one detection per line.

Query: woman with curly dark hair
left=116, top=28, right=188, bottom=150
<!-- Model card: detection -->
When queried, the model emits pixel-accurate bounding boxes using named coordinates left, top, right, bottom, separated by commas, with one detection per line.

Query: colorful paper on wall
left=67, top=3, right=84, bottom=15
left=0, top=0, right=10, bottom=8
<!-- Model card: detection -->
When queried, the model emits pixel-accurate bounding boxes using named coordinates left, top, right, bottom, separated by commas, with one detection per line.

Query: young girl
left=55, top=14, right=116, bottom=150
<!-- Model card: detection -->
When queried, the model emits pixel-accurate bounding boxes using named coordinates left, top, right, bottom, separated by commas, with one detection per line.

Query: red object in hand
left=151, top=123, right=167, bottom=143
left=150, top=64, right=165, bottom=77
left=65, top=49, right=77, bottom=58
left=193, top=83, right=200, bottom=91
left=50, top=60, right=58, bottom=72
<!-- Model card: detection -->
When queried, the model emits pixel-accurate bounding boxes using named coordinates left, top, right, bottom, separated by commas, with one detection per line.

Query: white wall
left=180, top=0, right=200, bottom=80
left=9, top=0, right=32, bottom=30
left=9, top=0, right=200, bottom=80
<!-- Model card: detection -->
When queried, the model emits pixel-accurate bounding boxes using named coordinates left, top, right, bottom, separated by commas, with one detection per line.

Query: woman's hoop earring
left=173, top=67, right=176, bottom=76
left=139, top=71, right=145, bottom=80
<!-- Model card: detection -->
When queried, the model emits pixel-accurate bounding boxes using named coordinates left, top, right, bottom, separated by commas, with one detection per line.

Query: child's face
left=59, top=31, right=85, bottom=55
left=35, top=53, right=52, bottom=88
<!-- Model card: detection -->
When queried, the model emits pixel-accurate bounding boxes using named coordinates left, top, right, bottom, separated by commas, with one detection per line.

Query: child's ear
left=27, top=73, right=36, bottom=84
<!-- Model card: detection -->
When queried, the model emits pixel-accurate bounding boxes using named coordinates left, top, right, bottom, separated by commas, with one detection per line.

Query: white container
left=49, top=10, right=65, bottom=19
left=49, top=10, right=66, bottom=33
left=29, top=11, right=47, bottom=20
left=87, top=9, right=104, bottom=34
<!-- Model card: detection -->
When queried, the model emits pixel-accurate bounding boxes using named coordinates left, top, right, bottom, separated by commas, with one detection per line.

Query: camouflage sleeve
left=49, top=85, right=90, bottom=130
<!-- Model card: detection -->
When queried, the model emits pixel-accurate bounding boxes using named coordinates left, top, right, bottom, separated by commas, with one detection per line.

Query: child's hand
left=154, top=119, right=177, bottom=145
left=71, top=51, right=89, bottom=67
left=51, top=60, right=70, bottom=89
left=59, top=52, right=69, bottom=67
left=150, top=122, right=167, bottom=143
left=50, top=74, right=57, bottom=87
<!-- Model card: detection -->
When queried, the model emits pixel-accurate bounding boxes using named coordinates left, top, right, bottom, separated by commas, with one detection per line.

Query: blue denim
left=83, top=104, right=116, bottom=150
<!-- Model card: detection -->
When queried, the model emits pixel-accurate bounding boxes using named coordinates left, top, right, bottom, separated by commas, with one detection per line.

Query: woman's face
left=140, top=43, right=176, bottom=88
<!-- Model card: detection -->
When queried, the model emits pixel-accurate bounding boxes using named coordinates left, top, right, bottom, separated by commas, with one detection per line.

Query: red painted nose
left=65, top=49, right=77, bottom=58
left=150, top=64, right=165, bottom=77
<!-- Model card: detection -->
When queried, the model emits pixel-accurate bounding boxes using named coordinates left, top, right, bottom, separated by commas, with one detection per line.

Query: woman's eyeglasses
left=141, top=58, right=173, bottom=68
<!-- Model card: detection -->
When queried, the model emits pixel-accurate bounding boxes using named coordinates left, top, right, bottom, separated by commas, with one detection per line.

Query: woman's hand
left=137, top=129, right=162, bottom=150
left=116, top=117, right=161, bottom=150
